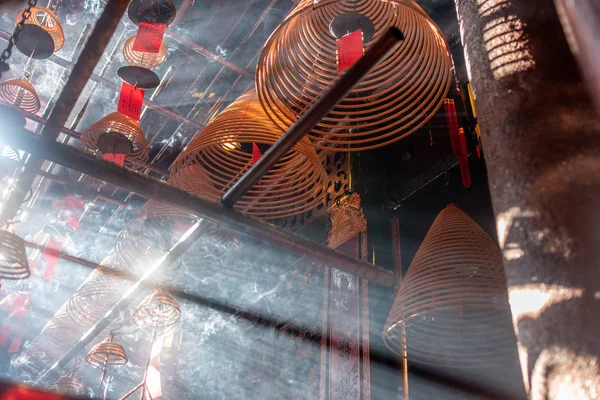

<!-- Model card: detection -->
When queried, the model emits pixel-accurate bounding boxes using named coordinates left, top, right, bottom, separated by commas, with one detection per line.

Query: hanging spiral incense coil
left=0, top=78, right=41, bottom=114
left=15, top=7, right=64, bottom=52
left=49, top=375, right=86, bottom=397
left=123, top=36, right=168, bottom=69
left=383, top=205, right=516, bottom=369
left=81, top=112, right=149, bottom=168
left=134, top=289, right=181, bottom=330
left=1, top=146, right=21, bottom=162
left=0, top=230, right=30, bottom=280
left=328, top=192, right=367, bottom=249
left=171, top=90, right=328, bottom=219
left=69, top=169, right=103, bottom=189
left=66, top=262, right=130, bottom=326
left=255, top=0, right=452, bottom=151
left=86, top=334, right=128, bottom=368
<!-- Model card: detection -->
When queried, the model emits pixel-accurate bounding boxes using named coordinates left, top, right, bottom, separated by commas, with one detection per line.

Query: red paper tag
left=118, top=82, right=144, bottom=120
left=10, top=293, right=31, bottom=318
left=0, top=324, right=9, bottom=346
left=251, top=143, right=262, bottom=185
left=337, top=30, right=364, bottom=73
left=104, top=153, right=126, bottom=166
left=8, top=333, right=22, bottom=353
left=132, top=22, right=167, bottom=54
left=42, top=237, right=62, bottom=281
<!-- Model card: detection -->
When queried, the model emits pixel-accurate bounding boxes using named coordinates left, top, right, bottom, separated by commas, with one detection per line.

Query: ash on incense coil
left=328, top=192, right=367, bottom=249
left=0, top=230, right=30, bottom=280
left=256, top=0, right=452, bottom=151
left=123, top=36, right=168, bottom=69
left=86, top=334, right=128, bottom=367
left=15, top=7, right=64, bottom=52
left=49, top=375, right=86, bottom=397
left=134, top=289, right=181, bottom=330
left=383, top=205, right=515, bottom=368
left=81, top=112, right=149, bottom=168
left=0, top=78, right=41, bottom=114
left=171, top=90, right=328, bottom=219
left=66, top=260, right=130, bottom=326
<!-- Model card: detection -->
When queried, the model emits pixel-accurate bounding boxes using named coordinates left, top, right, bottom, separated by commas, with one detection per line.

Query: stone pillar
left=453, top=0, right=600, bottom=398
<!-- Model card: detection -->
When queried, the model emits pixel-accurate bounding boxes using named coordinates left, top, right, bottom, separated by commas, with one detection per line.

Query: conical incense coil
left=256, top=0, right=452, bottom=151
left=383, top=205, right=515, bottom=368
left=15, top=6, right=64, bottom=52
left=81, top=112, right=149, bottom=168
left=49, top=375, right=86, bottom=397
left=328, top=192, right=367, bottom=249
left=0, top=78, right=41, bottom=114
left=66, top=260, right=130, bottom=326
left=134, top=289, right=181, bottom=330
left=0, top=230, right=30, bottom=280
left=123, top=35, right=168, bottom=69
left=171, top=89, right=328, bottom=219
left=86, top=334, right=128, bottom=368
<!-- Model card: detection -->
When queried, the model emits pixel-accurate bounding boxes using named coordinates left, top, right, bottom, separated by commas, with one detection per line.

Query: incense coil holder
left=81, top=112, right=149, bottom=168
left=86, top=335, right=128, bottom=367
left=16, top=6, right=64, bottom=52
left=383, top=205, right=516, bottom=368
left=49, top=375, right=86, bottom=397
left=134, top=289, right=181, bottom=330
left=0, top=78, right=41, bottom=114
left=0, top=230, right=30, bottom=280
left=255, top=0, right=452, bottom=151
left=171, top=90, right=328, bottom=220
left=123, top=36, right=168, bottom=69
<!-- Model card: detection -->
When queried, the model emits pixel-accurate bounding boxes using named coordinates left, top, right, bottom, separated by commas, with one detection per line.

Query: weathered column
left=454, top=0, right=600, bottom=398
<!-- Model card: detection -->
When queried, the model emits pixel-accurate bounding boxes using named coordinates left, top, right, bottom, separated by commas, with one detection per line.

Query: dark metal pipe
left=0, top=128, right=395, bottom=286
left=0, top=0, right=130, bottom=224
left=221, top=27, right=404, bottom=208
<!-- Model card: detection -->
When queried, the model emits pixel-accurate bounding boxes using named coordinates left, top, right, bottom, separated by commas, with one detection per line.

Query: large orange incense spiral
left=256, top=0, right=452, bottom=151
left=16, top=7, right=64, bottom=52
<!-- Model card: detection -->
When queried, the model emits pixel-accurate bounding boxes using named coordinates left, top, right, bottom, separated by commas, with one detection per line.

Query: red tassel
left=444, top=99, right=461, bottom=157
left=42, top=237, right=62, bottom=281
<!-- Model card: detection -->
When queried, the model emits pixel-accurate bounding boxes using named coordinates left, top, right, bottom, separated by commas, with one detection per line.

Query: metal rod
left=0, top=0, right=130, bottom=224
left=0, top=128, right=394, bottom=286
left=221, top=27, right=404, bottom=208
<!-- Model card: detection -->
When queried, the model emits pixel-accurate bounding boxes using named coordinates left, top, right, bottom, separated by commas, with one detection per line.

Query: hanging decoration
left=171, top=90, right=329, bottom=220
left=118, top=82, right=144, bottom=121
left=132, top=22, right=167, bottom=54
left=327, top=192, right=367, bottom=249
left=123, top=35, right=168, bottom=70
left=444, top=98, right=471, bottom=187
left=15, top=6, right=64, bottom=53
left=81, top=111, right=149, bottom=168
left=49, top=368, right=87, bottom=397
left=0, top=78, right=41, bottom=114
left=0, top=230, right=30, bottom=280
left=336, top=29, right=364, bottom=73
left=86, top=333, right=128, bottom=399
left=255, top=0, right=452, bottom=151
left=383, top=205, right=516, bottom=368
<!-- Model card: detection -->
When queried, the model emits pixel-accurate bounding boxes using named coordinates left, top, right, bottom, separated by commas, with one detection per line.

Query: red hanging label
left=10, top=293, right=31, bottom=318
left=132, top=22, right=167, bottom=54
left=118, top=82, right=144, bottom=121
left=337, top=30, right=364, bottom=73
left=42, top=237, right=62, bottom=281
left=252, top=143, right=262, bottom=185
left=0, top=324, right=9, bottom=346
left=103, top=153, right=126, bottom=166
left=8, top=333, right=22, bottom=353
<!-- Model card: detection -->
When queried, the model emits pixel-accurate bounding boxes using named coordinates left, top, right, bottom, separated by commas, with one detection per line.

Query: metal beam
left=0, top=128, right=395, bottom=287
left=221, top=27, right=404, bottom=208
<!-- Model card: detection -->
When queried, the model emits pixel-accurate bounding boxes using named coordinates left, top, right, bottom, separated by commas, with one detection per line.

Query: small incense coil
left=49, top=375, right=86, bottom=397
left=0, top=78, right=41, bottom=114
left=328, top=192, right=367, bottom=249
left=123, top=36, right=168, bottom=69
left=0, top=230, right=30, bottom=280
left=1, top=146, right=21, bottom=162
left=134, top=289, right=181, bottom=330
left=86, top=334, right=128, bottom=368
left=66, top=262, right=130, bottom=326
left=383, top=205, right=516, bottom=368
left=171, top=90, right=328, bottom=220
left=16, top=6, right=64, bottom=52
left=81, top=112, right=149, bottom=168
left=69, top=169, right=103, bottom=189
left=256, top=0, right=452, bottom=151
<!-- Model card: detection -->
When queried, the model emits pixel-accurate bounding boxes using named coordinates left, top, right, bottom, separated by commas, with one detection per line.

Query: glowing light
left=221, top=142, right=238, bottom=151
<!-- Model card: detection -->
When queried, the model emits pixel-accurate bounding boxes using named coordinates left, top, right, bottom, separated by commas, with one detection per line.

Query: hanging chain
left=0, top=0, right=38, bottom=78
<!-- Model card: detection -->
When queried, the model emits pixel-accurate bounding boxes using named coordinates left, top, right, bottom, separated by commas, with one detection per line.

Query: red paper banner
left=0, top=324, right=9, bottom=346
left=8, top=333, right=22, bottom=353
left=42, top=237, right=62, bottom=281
left=132, top=22, right=167, bottom=54
left=118, top=82, right=144, bottom=121
left=11, top=293, right=31, bottom=318
left=337, top=30, right=364, bottom=73
left=103, top=153, right=126, bottom=166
